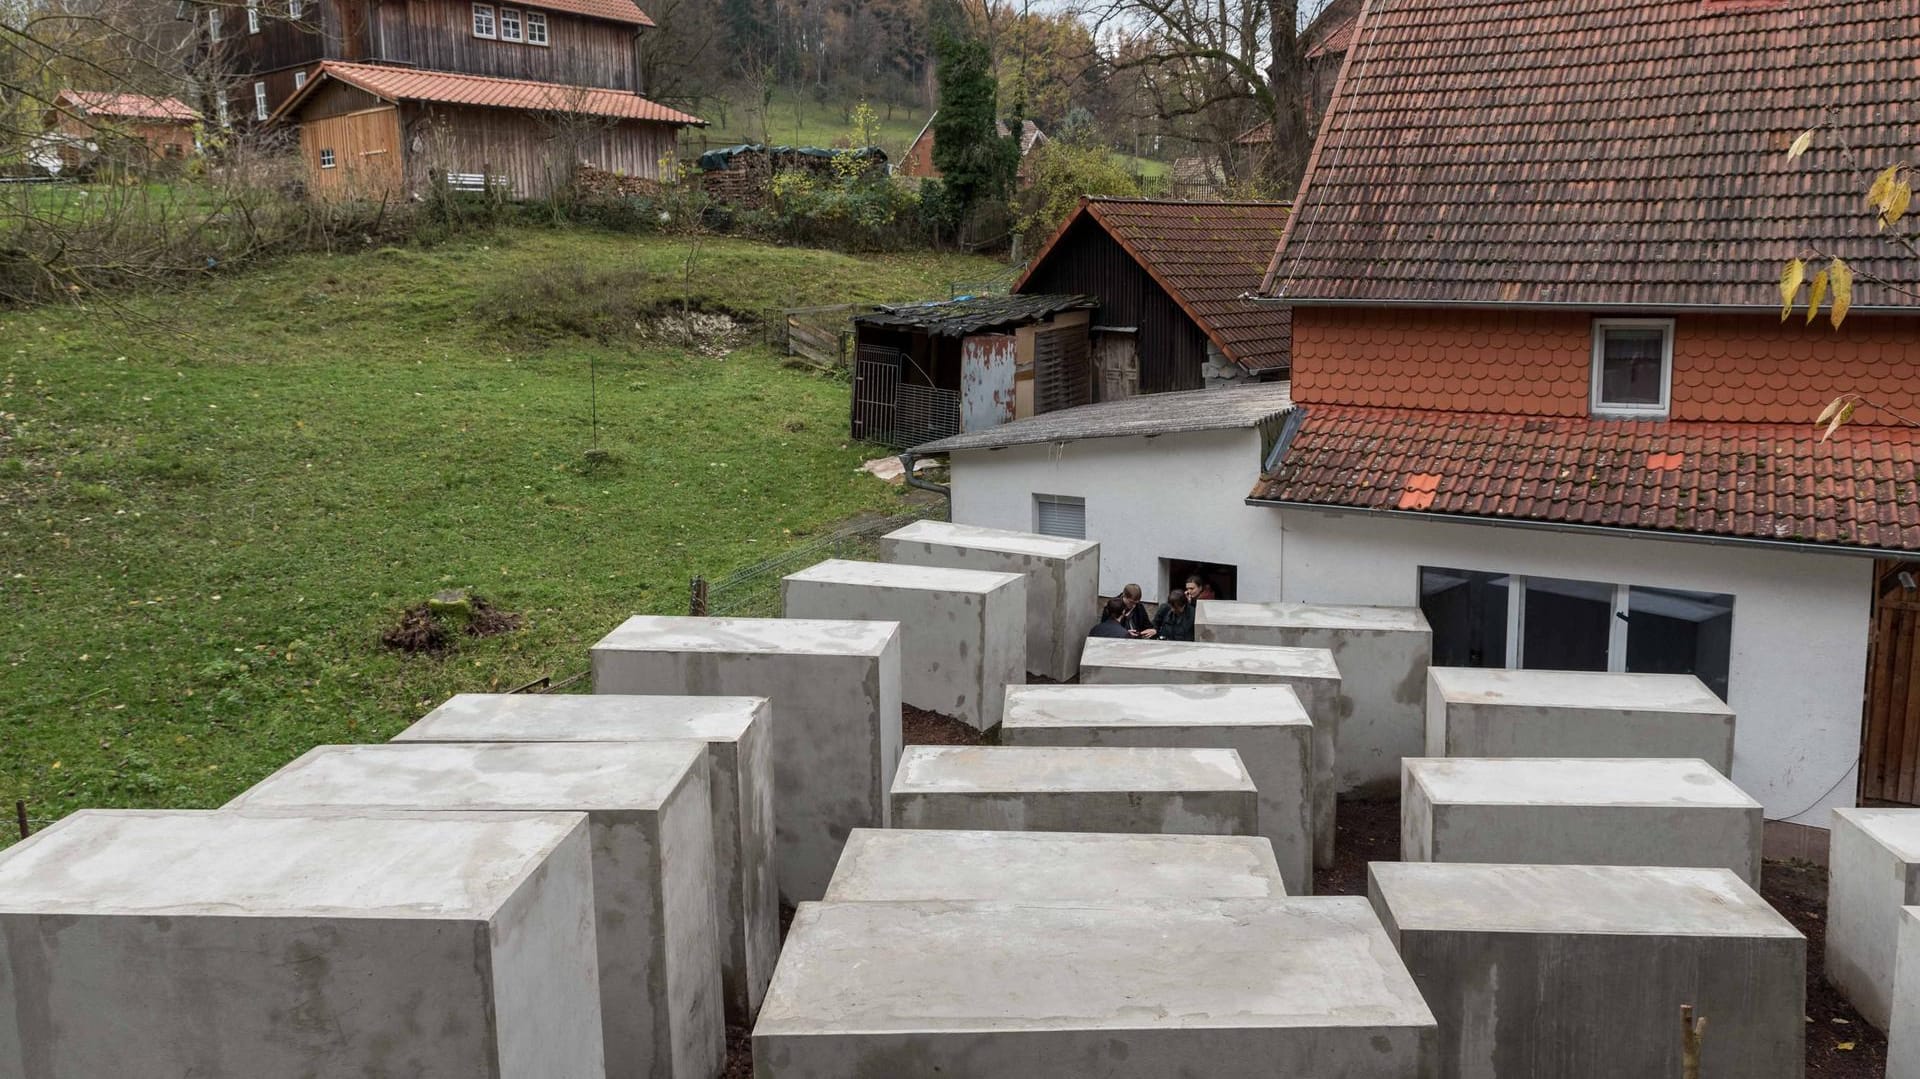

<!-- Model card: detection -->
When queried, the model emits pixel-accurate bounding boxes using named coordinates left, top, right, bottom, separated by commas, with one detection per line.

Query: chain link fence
left=690, top=502, right=948, bottom=618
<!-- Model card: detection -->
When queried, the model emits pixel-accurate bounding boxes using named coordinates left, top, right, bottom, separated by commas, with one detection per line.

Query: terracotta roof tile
left=57, top=90, right=198, bottom=123
left=1262, top=0, right=1920, bottom=311
left=289, top=62, right=703, bottom=125
left=528, top=0, right=654, bottom=26
left=1253, top=404, right=1920, bottom=552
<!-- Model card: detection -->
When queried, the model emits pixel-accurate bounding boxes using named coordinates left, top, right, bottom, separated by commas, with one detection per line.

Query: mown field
left=0, top=227, right=1000, bottom=843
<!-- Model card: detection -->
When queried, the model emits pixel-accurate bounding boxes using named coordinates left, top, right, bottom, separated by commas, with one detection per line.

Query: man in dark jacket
left=1154, top=591, right=1195, bottom=642
left=1089, top=597, right=1132, bottom=638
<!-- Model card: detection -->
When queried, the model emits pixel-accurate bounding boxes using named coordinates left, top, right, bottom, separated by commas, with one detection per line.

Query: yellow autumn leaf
left=1787, top=128, right=1814, bottom=160
left=1836, top=1041, right=1856, bottom=1051
left=1779, top=258, right=1806, bottom=320
left=1830, top=257, right=1853, bottom=328
left=1815, top=395, right=1847, bottom=424
left=1824, top=400, right=1856, bottom=442
left=1889, top=180, right=1913, bottom=226
left=1869, top=164, right=1900, bottom=211
left=1806, top=270, right=1829, bottom=323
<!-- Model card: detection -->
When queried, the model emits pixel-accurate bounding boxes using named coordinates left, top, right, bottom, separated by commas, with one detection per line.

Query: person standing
left=1119, top=583, right=1157, bottom=638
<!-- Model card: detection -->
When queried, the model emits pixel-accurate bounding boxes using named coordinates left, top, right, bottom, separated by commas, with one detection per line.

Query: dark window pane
left=1626, top=586, right=1734, bottom=700
left=1600, top=328, right=1666, bottom=407
left=1420, top=567, right=1510, bottom=668
left=1521, top=576, right=1613, bottom=671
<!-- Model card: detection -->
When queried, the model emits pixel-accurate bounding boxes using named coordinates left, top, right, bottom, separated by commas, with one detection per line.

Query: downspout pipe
left=899, top=451, right=952, bottom=507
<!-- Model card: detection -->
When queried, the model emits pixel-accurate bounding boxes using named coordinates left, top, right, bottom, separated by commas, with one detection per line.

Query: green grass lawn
left=0, top=227, right=997, bottom=843
left=683, top=91, right=929, bottom=161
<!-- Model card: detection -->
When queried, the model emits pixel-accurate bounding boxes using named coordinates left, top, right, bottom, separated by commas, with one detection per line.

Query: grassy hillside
left=684, top=91, right=931, bottom=160
left=0, top=228, right=999, bottom=843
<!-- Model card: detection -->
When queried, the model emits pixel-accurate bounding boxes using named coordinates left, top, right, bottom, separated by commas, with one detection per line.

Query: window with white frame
left=319, top=148, right=335, bottom=168
left=1418, top=566, right=1733, bottom=699
left=288, top=0, right=303, bottom=16
left=472, top=2, right=496, bottom=37
left=525, top=10, right=548, bottom=44
left=499, top=7, right=523, bottom=40
left=216, top=93, right=229, bottom=127
left=1034, top=494, right=1087, bottom=540
left=246, top=2, right=260, bottom=33
left=293, top=70, right=307, bottom=90
left=208, top=7, right=221, bottom=41
left=253, top=81, right=267, bottom=121
left=1591, top=318, right=1673, bottom=416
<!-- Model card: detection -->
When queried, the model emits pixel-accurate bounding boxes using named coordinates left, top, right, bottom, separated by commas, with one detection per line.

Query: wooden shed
left=43, top=91, right=199, bottom=172
left=270, top=60, right=704, bottom=200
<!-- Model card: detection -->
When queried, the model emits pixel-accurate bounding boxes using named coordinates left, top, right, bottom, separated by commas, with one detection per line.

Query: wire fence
left=691, top=503, right=948, bottom=618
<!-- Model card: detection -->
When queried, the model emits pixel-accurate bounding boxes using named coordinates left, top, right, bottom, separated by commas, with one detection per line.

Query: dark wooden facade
left=1018, top=215, right=1208, bottom=394
left=1863, top=559, right=1920, bottom=805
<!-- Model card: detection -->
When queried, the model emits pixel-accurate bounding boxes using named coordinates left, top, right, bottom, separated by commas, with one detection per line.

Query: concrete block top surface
left=783, top=557, right=1024, bottom=594
left=894, top=745, right=1257, bottom=794
left=593, top=615, right=899, bottom=658
left=0, top=809, right=583, bottom=918
left=1427, top=667, right=1731, bottom=715
left=756, top=898, right=1434, bottom=1034
left=1406, top=757, right=1759, bottom=808
left=1080, top=637, right=1341, bottom=679
left=825, top=829, right=1287, bottom=901
left=229, top=742, right=707, bottom=813
left=1197, top=600, right=1431, bottom=634
left=1369, top=862, right=1799, bottom=939
left=396, top=692, right=764, bottom=743
left=885, top=519, right=1097, bottom=559
left=1833, top=806, right=1920, bottom=861
left=1003, top=683, right=1312, bottom=729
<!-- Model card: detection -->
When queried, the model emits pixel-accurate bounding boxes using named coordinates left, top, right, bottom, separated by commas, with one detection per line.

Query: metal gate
left=852, top=347, right=901, bottom=444
left=1864, top=559, right=1920, bottom=804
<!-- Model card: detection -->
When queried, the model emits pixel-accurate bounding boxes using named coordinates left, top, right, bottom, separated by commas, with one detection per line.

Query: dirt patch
left=903, top=705, right=991, bottom=746
left=1765, top=859, right=1887, bottom=1077
left=379, top=594, right=521, bottom=655
left=1315, top=797, right=1402, bottom=897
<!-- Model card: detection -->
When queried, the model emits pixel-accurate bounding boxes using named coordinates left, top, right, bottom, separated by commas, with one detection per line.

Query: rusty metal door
left=1864, top=560, right=1920, bottom=804
left=960, top=333, right=1017, bottom=432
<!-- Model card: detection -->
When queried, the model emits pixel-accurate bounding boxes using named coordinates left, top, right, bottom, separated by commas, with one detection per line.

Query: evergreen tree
left=929, top=15, right=1017, bottom=227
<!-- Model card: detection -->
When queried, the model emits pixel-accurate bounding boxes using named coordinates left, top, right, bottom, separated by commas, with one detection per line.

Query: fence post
left=689, top=576, right=709, bottom=616
left=14, top=800, right=28, bottom=841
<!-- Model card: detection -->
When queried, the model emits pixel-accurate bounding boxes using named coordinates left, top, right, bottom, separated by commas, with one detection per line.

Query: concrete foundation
left=752, top=897, right=1436, bottom=1077
left=229, top=742, right=721, bottom=1079
left=1425, top=668, right=1736, bottom=775
left=890, top=745, right=1258, bottom=836
left=879, top=519, right=1099, bottom=681
left=1402, top=757, right=1764, bottom=885
left=1196, top=600, right=1432, bottom=797
left=1826, top=807, right=1920, bottom=1031
left=0, top=809, right=604, bottom=1079
left=780, top=558, right=1024, bottom=732
left=1077, top=637, right=1343, bottom=868
left=1368, top=862, right=1802, bottom=1079
left=1000, top=683, right=1314, bottom=894
left=394, top=692, right=777, bottom=1024
left=824, top=828, right=1287, bottom=901
left=589, top=615, right=902, bottom=904
left=1891, top=908, right=1920, bottom=1078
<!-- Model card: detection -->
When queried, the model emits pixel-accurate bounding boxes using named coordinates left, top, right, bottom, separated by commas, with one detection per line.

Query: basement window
left=1034, top=494, right=1086, bottom=540
left=525, top=10, right=548, bottom=44
left=499, top=7, right=523, bottom=40
left=319, top=148, right=335, bottom=169
left=471, top=3, right=496, bottom=38
left=293, top=70, right=307, bottom=91
left=1591, top=318, right=1673, bottom=417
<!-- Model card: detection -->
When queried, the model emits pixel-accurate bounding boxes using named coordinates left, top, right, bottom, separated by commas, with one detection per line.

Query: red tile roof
left=1251, top=404, right=1920, bottom=552
left=56, top=90, right=199, bottom=123
left=282, top=62, right=703, bottom=126
left=1262, top=0, right=1920, bottom=312
left=529, top=0, right=654, bottom=26
left=1018, top=197, right=1294, bottom=373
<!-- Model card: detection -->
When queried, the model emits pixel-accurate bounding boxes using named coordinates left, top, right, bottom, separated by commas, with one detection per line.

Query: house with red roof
left=1248, top=0, right=1920, bottom=846
left=43, top=91, right=201, bottom=172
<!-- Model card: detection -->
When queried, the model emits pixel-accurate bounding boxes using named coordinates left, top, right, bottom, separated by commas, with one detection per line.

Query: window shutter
left=1035, top=495, right=1085, bottom=539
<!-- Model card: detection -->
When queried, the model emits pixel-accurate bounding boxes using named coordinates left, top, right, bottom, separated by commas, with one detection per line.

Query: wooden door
left=299, top=105, right=402, bottom=201
left=1863, top=559, right=1920, bottom=804
left=1094, top=331, right=1139, bottom=403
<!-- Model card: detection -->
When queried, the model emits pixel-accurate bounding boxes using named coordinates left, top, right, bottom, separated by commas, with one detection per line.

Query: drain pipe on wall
left=898, top=451, right=952, bottom=510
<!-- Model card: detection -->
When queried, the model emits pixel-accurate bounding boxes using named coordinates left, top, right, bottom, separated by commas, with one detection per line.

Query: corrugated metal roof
left=855, top=293, right=1096, bottom=337
left=57, top=90, right=199, bottom=123
left=914, top=382, right=1294, bottom=453
left=288, top=62, right=704, bottom=125
left=528, top=0, right=655, bottom=26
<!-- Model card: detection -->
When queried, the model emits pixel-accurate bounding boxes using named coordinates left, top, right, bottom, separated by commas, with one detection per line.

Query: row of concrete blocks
left=1827, top=807, right=1920, bottom=1077
left=744, top=828, right=1804, bottom=1078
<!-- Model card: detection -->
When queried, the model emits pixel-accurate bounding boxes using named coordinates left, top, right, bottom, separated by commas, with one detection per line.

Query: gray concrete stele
left=1196, top=600, right=1432, bottom=797
left=878, top=519, right=1099, bottom=682
left=1425, top=667, right=1736, bottom=775
left=1889, top=908, right=1920, bottom=1079
left=1000, top=683, right=1314, bottom=895
left=1401, top=757, right=1764, bottom=885
left=824, top=828, right=1287, bottom=901
left=1077, top=636, right=1343, bottom=869
left=780, top=558, right=1025, bottom=732
left=228, top=742, right=722, bottom=1079
left=890, top=744, right=1258, bottom=837
left=0, top=810, right=605, bottom=1079
left=394, top=691, right=778, bottom=1025
left=589, top=614, right=902, bottom=904
left=1369, top=862, right=1803, bottom=1079
left=751, top=898, right=1437, bottom=1077
left=1827, top=807, right=1920, bottom=1031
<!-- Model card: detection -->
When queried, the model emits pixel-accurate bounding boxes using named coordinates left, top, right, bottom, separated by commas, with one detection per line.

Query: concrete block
left=824, top=828, right=1287, bottom=901
left=1425, top=668, right=1736, bottom=775
left=229, top=742, right=721, bottom=1079
left=1827, top=807, right=1920, bottom=1030
left=879, top=519, right=1099, bottom=681
left=1197, top=600, right=1432, bottom=796
left=1402, top=757, right=1763, bottom=885
left=753, top=897, right=1436, bottom=1077
left=1078, top=637, right=1343, bottom=869
left=0, top=809, right=604, bottom=1079
left=889, top=745, right=1258, bottom=836
left=394, top=692, right=777, bottom=1024
left=780, top=558, right=1025, bottom=731
left=1369, top=862, right=1802, bottom=1079
left=1000, top=683, right=1314, bottom=894
left=589, top=615, right=902, bottom=904
left=1890, top=908, right=1920, bottom=1078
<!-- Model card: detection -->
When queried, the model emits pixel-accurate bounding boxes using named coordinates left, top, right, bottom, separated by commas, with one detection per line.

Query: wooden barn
left=1016, top=196, right=1292, bottom=397
left=271, top=60, right=703, bottom=199
left=43, top=91, right=199, bottom=172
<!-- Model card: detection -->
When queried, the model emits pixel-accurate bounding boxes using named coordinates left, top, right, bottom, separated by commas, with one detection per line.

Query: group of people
left=1089, top=576, right=1216, bottom=643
